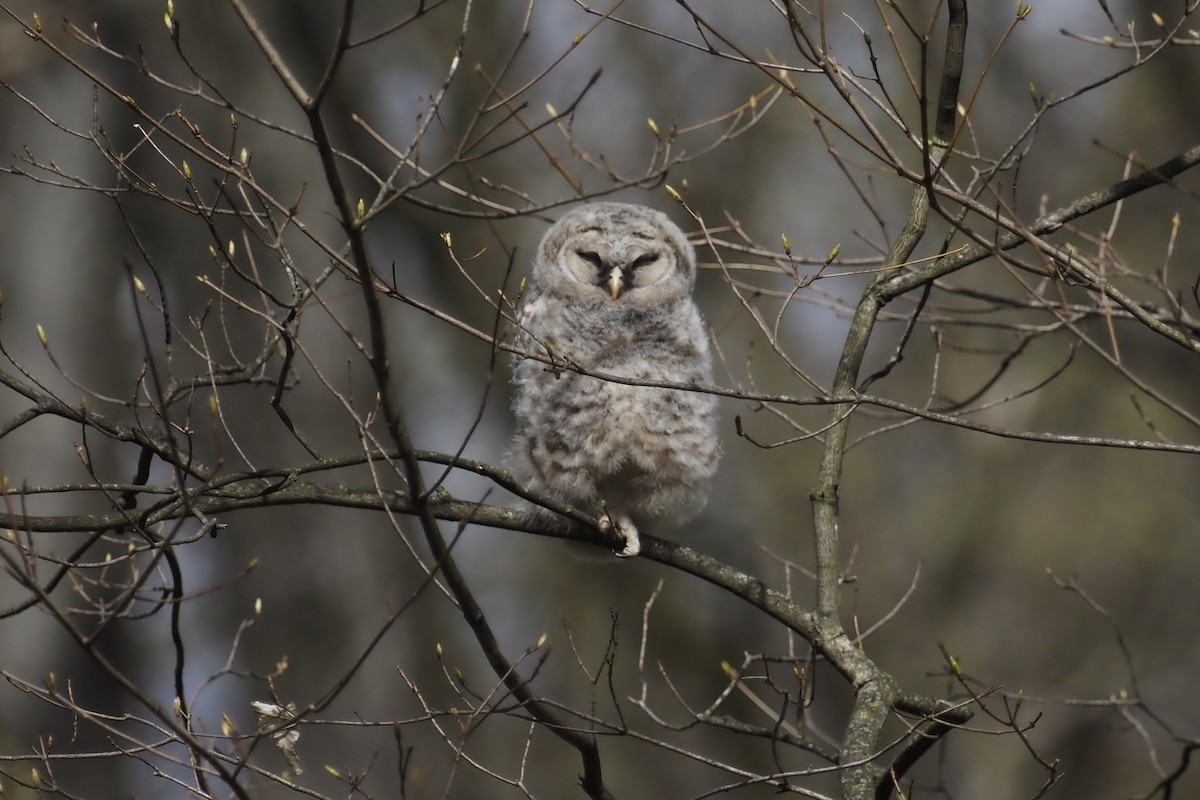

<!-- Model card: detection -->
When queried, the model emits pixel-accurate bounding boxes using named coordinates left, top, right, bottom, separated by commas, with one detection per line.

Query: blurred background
left=1, top=1, right=1198, bottom=798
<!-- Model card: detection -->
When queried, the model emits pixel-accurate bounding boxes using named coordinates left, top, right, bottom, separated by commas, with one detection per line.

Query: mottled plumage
left=510, top=202, right=720, bottom=556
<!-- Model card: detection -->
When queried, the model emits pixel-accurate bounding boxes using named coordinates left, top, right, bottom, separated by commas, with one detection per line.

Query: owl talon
left=600, top=513, right=641, bottom=558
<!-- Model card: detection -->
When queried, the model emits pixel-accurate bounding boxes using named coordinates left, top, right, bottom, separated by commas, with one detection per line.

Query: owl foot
left=598, top=512, right=641, bottom=558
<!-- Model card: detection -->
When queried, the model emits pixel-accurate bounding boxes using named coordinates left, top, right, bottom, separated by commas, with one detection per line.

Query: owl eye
left=576, top=250, right=604, bottom=268
left=630, top=253, right=657, bottom=270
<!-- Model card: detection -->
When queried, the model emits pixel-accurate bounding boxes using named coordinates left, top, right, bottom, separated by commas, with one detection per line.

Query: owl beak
left=607, top=267, right=625, bottom=300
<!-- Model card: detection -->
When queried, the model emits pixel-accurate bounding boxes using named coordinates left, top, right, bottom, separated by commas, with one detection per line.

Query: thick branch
left=808, top=3, right=968, bottom=798
left=1, top=479, right=819, bottom=634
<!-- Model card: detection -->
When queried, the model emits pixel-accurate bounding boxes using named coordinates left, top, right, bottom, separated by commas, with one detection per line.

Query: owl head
left=532, top=203, right=697, bottom=307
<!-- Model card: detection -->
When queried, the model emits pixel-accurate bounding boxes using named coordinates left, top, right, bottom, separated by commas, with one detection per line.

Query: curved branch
left=807, top=3, right=969, bottom=798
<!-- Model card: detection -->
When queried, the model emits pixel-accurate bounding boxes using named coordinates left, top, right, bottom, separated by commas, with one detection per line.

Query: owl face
left=533, top=203, right=696, bottom=307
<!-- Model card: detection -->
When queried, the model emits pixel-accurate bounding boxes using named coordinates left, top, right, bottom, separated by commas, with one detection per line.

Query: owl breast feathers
left=510, top=202, right=720, bottom=556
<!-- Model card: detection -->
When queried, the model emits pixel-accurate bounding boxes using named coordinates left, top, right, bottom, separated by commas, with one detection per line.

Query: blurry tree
left=2, top=1, right=1199, bottom=799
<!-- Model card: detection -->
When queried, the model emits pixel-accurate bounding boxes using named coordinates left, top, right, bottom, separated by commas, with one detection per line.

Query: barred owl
left=510, top=202, right=720, bottom=557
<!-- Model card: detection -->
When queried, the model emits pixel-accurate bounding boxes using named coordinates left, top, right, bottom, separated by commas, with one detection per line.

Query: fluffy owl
left=510, top=202, right=720, bottom=557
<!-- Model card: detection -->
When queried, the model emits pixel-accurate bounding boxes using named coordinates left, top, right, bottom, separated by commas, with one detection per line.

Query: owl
left=510, top=202, right=720, bottom=557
